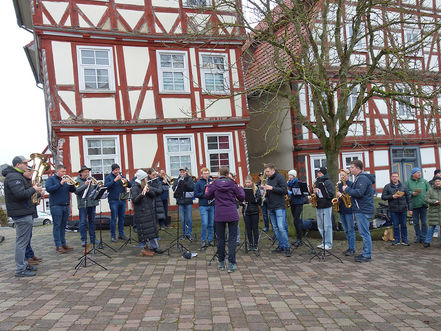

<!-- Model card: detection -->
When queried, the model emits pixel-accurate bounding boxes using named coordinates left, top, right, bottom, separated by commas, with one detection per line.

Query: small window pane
left=102, top=140, right=116, bottom=154
left=81, top=50, right=95, bottom=64
left=88, top=140, right=101, bottom=155
left=95, top=51, right=109, bottom=65
left=160, top=54, right=172, bottom=68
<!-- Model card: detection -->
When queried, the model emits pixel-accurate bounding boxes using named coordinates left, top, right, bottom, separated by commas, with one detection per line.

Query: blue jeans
left=413, top=207, right=428, bottom=242
left=109, top=200, right=126, bottom=239
left=390, top=211, right=408, bottom=243
left=268, top=209, right=289, bottom=249
left=50, top=205, right=69, bottom=248
left=179, top=204, right=193, bottom=236
left=79, top=206, right=97, bottom=242
left=316, top=207, right=333, bottom=248
left=425, top=225, right=441, bottom=243
left=354, top=213, right=373, bottom=258
left=340, top=213, right=355, bottom=251
left=25, top=231, right=34, bottom=259
left=199, top=205, right=214, bottom=242
left=261, top=203, right=270, bottom=229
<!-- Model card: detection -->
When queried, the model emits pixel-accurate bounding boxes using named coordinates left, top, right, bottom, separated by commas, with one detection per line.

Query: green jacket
left=406, top=177, right=430, bottom=208
left=75, top=176, right=100, bottom=209
left=425, top=186, right=441, bottom=226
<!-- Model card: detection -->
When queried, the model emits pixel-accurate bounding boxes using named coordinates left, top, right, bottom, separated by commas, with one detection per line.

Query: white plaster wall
left=152, top=0, right=179, bottom=8
left=52, top=41, right=74, bottom=85
left=69, top=137, right=81, bottom=172
left=234, top=94, right=243, bottom=117
left=423, top=167, right=435, bottom=180
left=117, top=9, right=143, bottom=30
left=116, top=0, right=144, bottom=5
left=77, top=4, right=107, bottom=27
left=156, top=12, right=179, bottom=33
left=205, top=98, right=231, bottom=117
left=375, top=169, right=390, bottom=190
left=373, top=150, right=389, bottom=167
left=374, top=99, right=388, bottom=114
left=189, top=49, right=199, bottom=87
left=421, top=147, right=435, bottom=164
left=399, top=123, right=416, bottom=134
left=124, top=46, right=149, bottom=86
left=43, top=1, right=68, bottom=24
left=230, top=49, right=240, bottom=89
left=162, top=98, right=192, bottom=118
left=71, top=194, right=79, bottom=217
left=364, top=151, right=370, bottom=168
left=123, top=135, right=129, bottom=171
left=374, top=119, right=385, bottom=135
left=58, top=91, right=76, bottom=118
left=137, top=90, right=157, bottom=119
left=218, top=15, right=236, bottom=34
left=197, top=133, right=203, bottom=165
left=234, top=131, right=241, bottom=163
left=132, top=134, right=158, bottom=169
left=195, top=91, right=201, bottom=117
left=82, top=97, right=117, bottom=120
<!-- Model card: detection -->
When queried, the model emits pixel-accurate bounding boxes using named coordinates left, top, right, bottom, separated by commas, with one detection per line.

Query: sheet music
left=316, top=189, right=324, bottom=198
left=291, top=187, right=301, bottom=195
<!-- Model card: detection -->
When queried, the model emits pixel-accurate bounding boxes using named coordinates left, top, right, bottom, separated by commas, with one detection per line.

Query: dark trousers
left=244, top=214, right=259, bottom=247
left=261, top=203, right=270, bottom=229
left=25, top=231, right=34, bottom=259
left=291, top=204, right=303, bottom=240
left=162, top=199, right=169, bottom=226
left=215, top=221, right=238, bottom=264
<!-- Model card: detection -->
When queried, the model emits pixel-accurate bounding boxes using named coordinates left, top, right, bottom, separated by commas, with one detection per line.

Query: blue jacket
left=338, top=180, right=353, bottom=214
left=46, top=175, right=76, bottom=206
left=104, top=173, right=132, bottom=201
left=159, top=177, right=170, bottom=201
left=344, top=173, right=375, bottom=215
left=287, top=178, right=304, bottom=205
left=194, top=177, right=215, bottom=206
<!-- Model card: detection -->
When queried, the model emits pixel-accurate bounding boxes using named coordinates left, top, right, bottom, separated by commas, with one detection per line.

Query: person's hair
left=245, top=175, right=257, bottom=194
left=350, top=159, right=363, bottom=170
left=200, top=167, right=209, bottom=174
left=264, top=163, right=276, bottom=170
left=391, top=172, right=399, bottom=176
left=56, top=165, right=66, bottom=171
left=219, top=166, right=229, bottom=176
left=340, top=169, right=350, bottom=175
left=146, top=168, right=155, bottom=175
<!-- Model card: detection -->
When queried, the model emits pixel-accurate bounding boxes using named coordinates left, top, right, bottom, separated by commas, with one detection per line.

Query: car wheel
left=43, top=219, right=51, bottom=225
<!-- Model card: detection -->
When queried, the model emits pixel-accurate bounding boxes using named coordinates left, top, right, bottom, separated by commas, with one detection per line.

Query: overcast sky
left=0, top=1, right=47, bottom=166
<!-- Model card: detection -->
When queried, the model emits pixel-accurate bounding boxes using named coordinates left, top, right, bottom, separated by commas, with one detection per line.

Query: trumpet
left=87, top=177, right=104, bottom=187
left=63, top=175, right=81, bottom=188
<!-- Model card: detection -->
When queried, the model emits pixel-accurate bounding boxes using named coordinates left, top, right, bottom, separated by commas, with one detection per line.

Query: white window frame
left=342, top=152, right=363, bottom=182
left=77, top=45, right=115, bottom=93
left=404, top=28, right=421, bottom=56
left=82, top=135, right=121, bottom=180
left=346, top=85, right=365, bottom=120
left=156, top=50, right=190, bottom=94
left=203, top=132, right=236, bottom=177
left=310, top=154, right=327, bottom=181
left=163, top=134, right=197, bottom=178
left=395, top=85, right=414, bottom=119
left=199, top=52, right=230, bottom=94
left=346, top=22, right=366, bottom=50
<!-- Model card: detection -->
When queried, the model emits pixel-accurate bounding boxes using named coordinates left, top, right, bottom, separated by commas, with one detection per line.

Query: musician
left=242, top=175, right=262, bottom=251
left=263, top=163, right=291, bottom=257
left=257, top=172, right=270, bottom=232
left=172, top=168, right=195, bottom=240
left=46, top=165, right=76, bottom=253
left=3, top=156, right=42, bottom=277
left=287, top=169, right=304, bottom=247
left=206, top=166, right=245, bottom=273
left=381, top=172, right=412, bottom=246
left=229, top=172, right=241, bottom=244
left=343, top=160, right=376, bottom=262
left=158, top=169, right=171, bottom=227
left=104, top=163, right=132, bottom=242
left=194, top=168, right=215, bottom=249
left=75, top=165, right=99, bottom=247
left=313, top=167, right=334, bottom=250
left=336, top=169, right=355, bottom=255
left=146, top=168, right=166, bottom=229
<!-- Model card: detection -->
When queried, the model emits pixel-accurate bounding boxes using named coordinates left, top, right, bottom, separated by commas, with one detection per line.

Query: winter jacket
left=344, top=172, right=376, bottom=215
left=425, top=185, right=441, bottom=226
left=315, top=175, right=334, bottom=209
left=147, top=176, right=165, bottom=222
left=159, top=176, right=170, bottom=201
left=172, top=174, right=194, bottom=205
left=2, top=166, right=36, bottom=218
left=337, top=180, right=353, bottom=214
left=194, top=177, right=215, bottom=206
left=46, top=174, right=76, bottom=207
left=243, top=187, right=262, bottom=216
left=265, top=171, right=288, bottom=210
left=131, top=182, right=158, bottom=241
left=104, top=173, right=132, bottom=202
left=75, top=176, right=100, bottom=209
left=381, top=181, right=412, bottom=213
left=287, top=178, right=305, bottom=205
left=428, top=176, right=441, bottom=187
left=406, top=176, right=430, bottom=209
left=206, top=176, right=245, bottom=222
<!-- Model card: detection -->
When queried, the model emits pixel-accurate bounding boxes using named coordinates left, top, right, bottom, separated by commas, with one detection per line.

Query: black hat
left=79, top=165, right=92, bottom=173
left=111, top=163, right=120, bottom=171
left=319, top=167, right=327, bottom=175
left=12, top=155, right=30, bottom=166
left=259, top=172, right=264, bottom=176
left=434, top=169, right=441, bottom=176
left=434, top=177, right=441, bottom=182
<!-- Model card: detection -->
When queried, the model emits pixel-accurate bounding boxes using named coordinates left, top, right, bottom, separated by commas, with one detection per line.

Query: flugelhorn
left=121, top=177, right=129, bottom=187
left=87, top=176, right=104, bottom=187
left=63, top=175, right=81, bottom=188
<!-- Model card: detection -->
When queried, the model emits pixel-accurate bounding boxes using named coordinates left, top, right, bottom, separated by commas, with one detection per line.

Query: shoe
left=228, top=263, right=236, bottom=273
left=208, top=241, right=215, bottom=247
left=118, top=236, right=128, bottom=240
left=26, top=264, right=37, bottom=272
left=140, top=250, right=155, bottom=256
left=343, top=249, right=355, bottom=256
left=62, top=245, right=74, bottom=251
left=324, top=245, right=332, bottom=250
left=15, top=270, right=36, bottom=277
left=355, top=255, right=371, bottom=263
left=56, top=246, right=66, bottom=253
left=391, top=241, right=400, bottom=246
left=272, top=246, right=283, bottom=253
left=423, top=242, right=430, bottom=248
left=401, top=242, right=410, bottom=246
left=293, top=240, right=303, bottom=248
left=263, top=227, right=268, bottom=232
left=81, top=240, right=86, bottom=247
left=31, top=256, right=43, bottom=262
left=317, top=243, right=324, bottom=249
left=284, top=248, right=291, bottom=257
left=218, top=261, right=225, bottom=270
left=201, top=241, right=207, bottom=249
left=27, top=258, right=39, bottom=265
left=153, top=248, right=164, bottom=254
left=111, top=237, right=117, bottom=243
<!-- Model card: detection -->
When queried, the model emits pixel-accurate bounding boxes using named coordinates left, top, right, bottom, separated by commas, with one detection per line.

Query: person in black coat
left=242, top=176, right=262, bottom=250
left=131, top=170, right=163, bottom=255
left=172, top=168, right=195, bottom=239
left=146, top=168, right=166, bottom=228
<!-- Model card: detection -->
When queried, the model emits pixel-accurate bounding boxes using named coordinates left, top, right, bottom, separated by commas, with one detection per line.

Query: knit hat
left=288, top=169, right=297, bottom=177
left=12, top=155, right=30, bottom=166
left=434, top=177, right=441, bottom=182
left=434, top=169, right=441, bottom=176
left=111, top=163, right=120, bottom=171
left=319, top=167, right=327, bottom=175
left=135, top=169, right=148, bottom=182
left=411, top=167, right=421, bottom=175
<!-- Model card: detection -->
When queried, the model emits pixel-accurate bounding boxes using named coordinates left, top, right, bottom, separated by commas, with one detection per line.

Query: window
left=164, top=135, right=196, bottom=177
left=77, top=46, right=115, bottom=92
left=184, top=0, right=207, bottom=7
left=83, top=136, right=120, bottom=180
left=204, top=133, right=235, bottom=175
left=342, top=152, right=363, bottom=181
left=346, top=23, right=366, bottom=49
left=200, top=53, right=229, bottom=94
left=310, top=155, right=327, bottom=179
left=395, top=85, right=413, bottom=118
left=346, top=85, right=364, bottom=119
left=157, top=51, right=189, bottom=93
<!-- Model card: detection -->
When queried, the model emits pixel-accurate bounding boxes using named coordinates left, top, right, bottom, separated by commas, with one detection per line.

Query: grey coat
left=75, top=176, right=100, bottom=209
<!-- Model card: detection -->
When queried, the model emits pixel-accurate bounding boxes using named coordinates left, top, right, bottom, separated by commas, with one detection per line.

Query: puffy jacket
left=46, top=174, right=76, bottom=206
left=287, top=178, right=305, bottom=205
left=265, top=171, right=288, bottom=210
left=131, top=182, right=158, bottom=241
left=315, top=175, right=334, bottom=209
left=104, top=173, right=132, bottom=201
left=337, top=180, right=353, bottom=214
left=172, top=174, right=194, bottom=205
left=381, top=181, right=412, bottom=213
left=243, top=187, right=262, bottom=216
left=425, top=185, right=441, bottom=226
left=2, top=166, right=36, bottom=218
left=406, top=176, right=430, bottom=209
left=148, top=176, right=165, bottom=222
left=345, top=172, right=376, bottom=215
left=75, top=176, right=100, bottom=209
left=194, top=177, right=215, bottom=206
left=206, top=177, right=245, bottom=222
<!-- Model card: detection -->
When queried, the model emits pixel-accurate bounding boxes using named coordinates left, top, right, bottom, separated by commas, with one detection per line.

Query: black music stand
left=119, top=192, right=138, bottom=250
left=95, top=187, right=117, bottom=252
left=165, top=207, right=189, bottom=255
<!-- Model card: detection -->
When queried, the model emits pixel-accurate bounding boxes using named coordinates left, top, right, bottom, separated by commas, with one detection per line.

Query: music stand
left=95, top=187, right=116, bottom=253
left=165, top=207, right=189, bottom=255
left=119, top=192, right=139, bottom=250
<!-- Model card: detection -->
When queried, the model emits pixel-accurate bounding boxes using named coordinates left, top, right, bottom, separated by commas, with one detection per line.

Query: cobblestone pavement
left=0, top=223, right=440, bottom=331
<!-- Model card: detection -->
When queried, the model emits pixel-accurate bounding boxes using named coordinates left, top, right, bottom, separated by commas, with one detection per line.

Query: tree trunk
left=325, top=149, right=339, bottom=184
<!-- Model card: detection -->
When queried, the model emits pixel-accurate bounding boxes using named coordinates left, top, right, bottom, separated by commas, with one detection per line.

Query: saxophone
left=310, top=180, right=318, bottom=208
left=261, top=173, right=268, bottom=204
left=339, top=179, right=352, bottom=209
left=332, top=181, right=340, bottom=212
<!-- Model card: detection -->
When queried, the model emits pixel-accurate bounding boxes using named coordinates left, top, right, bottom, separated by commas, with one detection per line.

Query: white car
left=8, top=212, right=53, bottom=228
